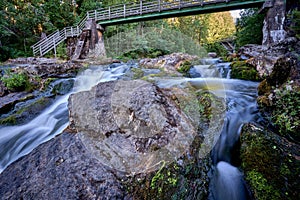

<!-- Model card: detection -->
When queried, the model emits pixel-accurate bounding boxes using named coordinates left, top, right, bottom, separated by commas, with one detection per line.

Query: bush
left=1, top=71, right=32, bottom=92
left=272, top=84, right=300, bottom=141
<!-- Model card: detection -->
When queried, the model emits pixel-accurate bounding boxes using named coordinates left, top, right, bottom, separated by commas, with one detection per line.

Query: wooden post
left=95, top=10, right=97, bottom=21
left=124, top=4, right=126, bottom=17
left=77, top=26, right=79, bottom=36
left=64, top=28, right=67, bottom=38
left=39, top=46, right=42, bottom=57
left=140, top=0, right=142, bottom=15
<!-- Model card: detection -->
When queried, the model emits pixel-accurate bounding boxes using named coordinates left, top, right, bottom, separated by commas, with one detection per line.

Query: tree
left=236, top=8, right=264, bottom=48
left=205, top=12, right=236, bottom=44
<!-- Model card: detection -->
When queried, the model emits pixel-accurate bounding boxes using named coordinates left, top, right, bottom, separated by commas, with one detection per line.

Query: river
left=0, top=59, right=261, bottom=199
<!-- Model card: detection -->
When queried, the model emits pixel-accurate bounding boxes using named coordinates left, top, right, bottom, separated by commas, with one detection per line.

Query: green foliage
left=236, top=8, right=264, bottom=48
left=272, top=84, right=300, bottom=141
left=205, top=12, right=236, bottom=44
left=290, top=10, right=300, bottom=38
left=204, top=43, right=228, bottom=57
left=246, top=170, right=281, bottom=200
left=105, top=26, right=207, bottom=58
left=0, top=71, right=32, bottom=92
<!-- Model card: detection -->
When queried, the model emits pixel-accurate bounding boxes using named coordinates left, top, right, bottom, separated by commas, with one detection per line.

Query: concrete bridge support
left=262, top=0, right=287, bottom=46
left=68, top=19, right=106, bottom=60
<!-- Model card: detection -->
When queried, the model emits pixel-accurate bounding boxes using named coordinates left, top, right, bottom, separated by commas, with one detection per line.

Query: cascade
left=0, top=59, right=262, bottom=200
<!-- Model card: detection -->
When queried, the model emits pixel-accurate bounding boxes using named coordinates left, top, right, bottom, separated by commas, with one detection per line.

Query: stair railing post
left=158, top=0, right=161, bottom=12
left=39, top=46, right=42, bottom=57
left=71, top=27, right=73, bottom=37
left=53, top=37, right=57, bottom=58
left=77, top=26, right=79, bottom=36
left=87, top=11, right=90, bottom=19
left=95, top=10, right=97, bottom=21
left=140, top=0, right=143, bottom=15
left=179, top=0, right=181, bottom=9
left=109, top=6, right=111, bottom=19
left=124, top=4, right=126, bottom=17
left=64, top=28, right=67, bottom=39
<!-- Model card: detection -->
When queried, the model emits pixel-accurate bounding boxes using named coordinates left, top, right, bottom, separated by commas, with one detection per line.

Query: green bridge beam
left=99, top=0, right=265, bottom=26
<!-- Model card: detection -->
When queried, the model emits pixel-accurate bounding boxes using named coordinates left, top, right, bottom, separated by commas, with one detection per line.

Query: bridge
left=31, top=0, right=266, bottom=57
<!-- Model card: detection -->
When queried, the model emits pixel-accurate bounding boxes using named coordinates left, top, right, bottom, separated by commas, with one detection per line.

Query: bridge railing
left=86, top=0, right=228, bottom=21
left=31, top=0, right=245, bottom=56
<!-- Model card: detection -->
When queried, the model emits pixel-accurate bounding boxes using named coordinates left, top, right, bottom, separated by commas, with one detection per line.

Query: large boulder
left=0, top=79, right=219, bottom=199
left=239, top=37, right=298, bottom=78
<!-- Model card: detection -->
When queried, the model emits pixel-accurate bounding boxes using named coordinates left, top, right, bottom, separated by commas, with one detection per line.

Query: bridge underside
left=99, top=0, right=265, bottom=26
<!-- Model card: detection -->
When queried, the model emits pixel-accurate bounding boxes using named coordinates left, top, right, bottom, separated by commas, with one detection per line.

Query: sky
left=230, top=10, right=241, bottom=19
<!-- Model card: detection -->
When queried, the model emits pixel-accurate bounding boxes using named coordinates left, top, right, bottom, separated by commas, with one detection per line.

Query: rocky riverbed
left=0, top=42, right=299, bottom=199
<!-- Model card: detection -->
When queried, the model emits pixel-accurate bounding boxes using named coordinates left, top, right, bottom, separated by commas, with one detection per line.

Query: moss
left=246, top=170, right=281, bottom=200
left=240, top=124, right=300, bottom=200
left=125, top=157, right=210, bottom=200
left=177, top=61, right=192, bottom=75
left=43, top=78, right=57, bottom=89
left=0, top=115, right=17, bottom=125
left=257, top=79, right=272, bottom=95
left=230, top=61, right=261, bottom=81
left=131, top=68, right=145, bottom=80
left=0, top=97, right=52, bottom=125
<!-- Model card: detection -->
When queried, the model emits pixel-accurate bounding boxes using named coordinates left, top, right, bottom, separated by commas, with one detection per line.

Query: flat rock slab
left=0, top=92, right=33, bottom=114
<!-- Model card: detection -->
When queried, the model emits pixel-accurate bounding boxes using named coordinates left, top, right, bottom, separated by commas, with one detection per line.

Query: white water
left=0, top=64, right=130, bottom=173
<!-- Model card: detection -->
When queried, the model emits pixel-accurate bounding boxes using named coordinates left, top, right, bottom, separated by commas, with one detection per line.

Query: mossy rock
left=240, top=123, right=300, bottom=200
left=0, top=97, right=53, bottom=125
left=257, top=79, right=272, bottom=96
left=125, top=156, right=211, bottom=200
left=230, top=61, right=261, bottom=81
left=177, top=61, right=192, bottom=75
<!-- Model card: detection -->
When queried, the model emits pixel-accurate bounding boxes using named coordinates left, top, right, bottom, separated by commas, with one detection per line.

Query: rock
left=68, top=80, right=200, bottom=173
left=0, top=97, right=54, bottom=125
left=68, top=79, right=212, bottom=199
left=238, top=37, right=299, bottom=78
left=207, top=52, right=217, bottom=58
left=0, top=92, right=34, bottom=115
left=230, top=61, right=261, bottom=81
left=239, top=123, right=300, bottom=200
left=0, top=132, right=126, bottom=199
left=0, top=81, right=7, bottom=97
left=139, top=53, right=198, bottom=75
left=0, top=80, right=214, bottom=199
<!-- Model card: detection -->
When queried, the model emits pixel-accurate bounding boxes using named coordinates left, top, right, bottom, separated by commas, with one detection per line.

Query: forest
left=0, top=0, right=264, bottom=61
